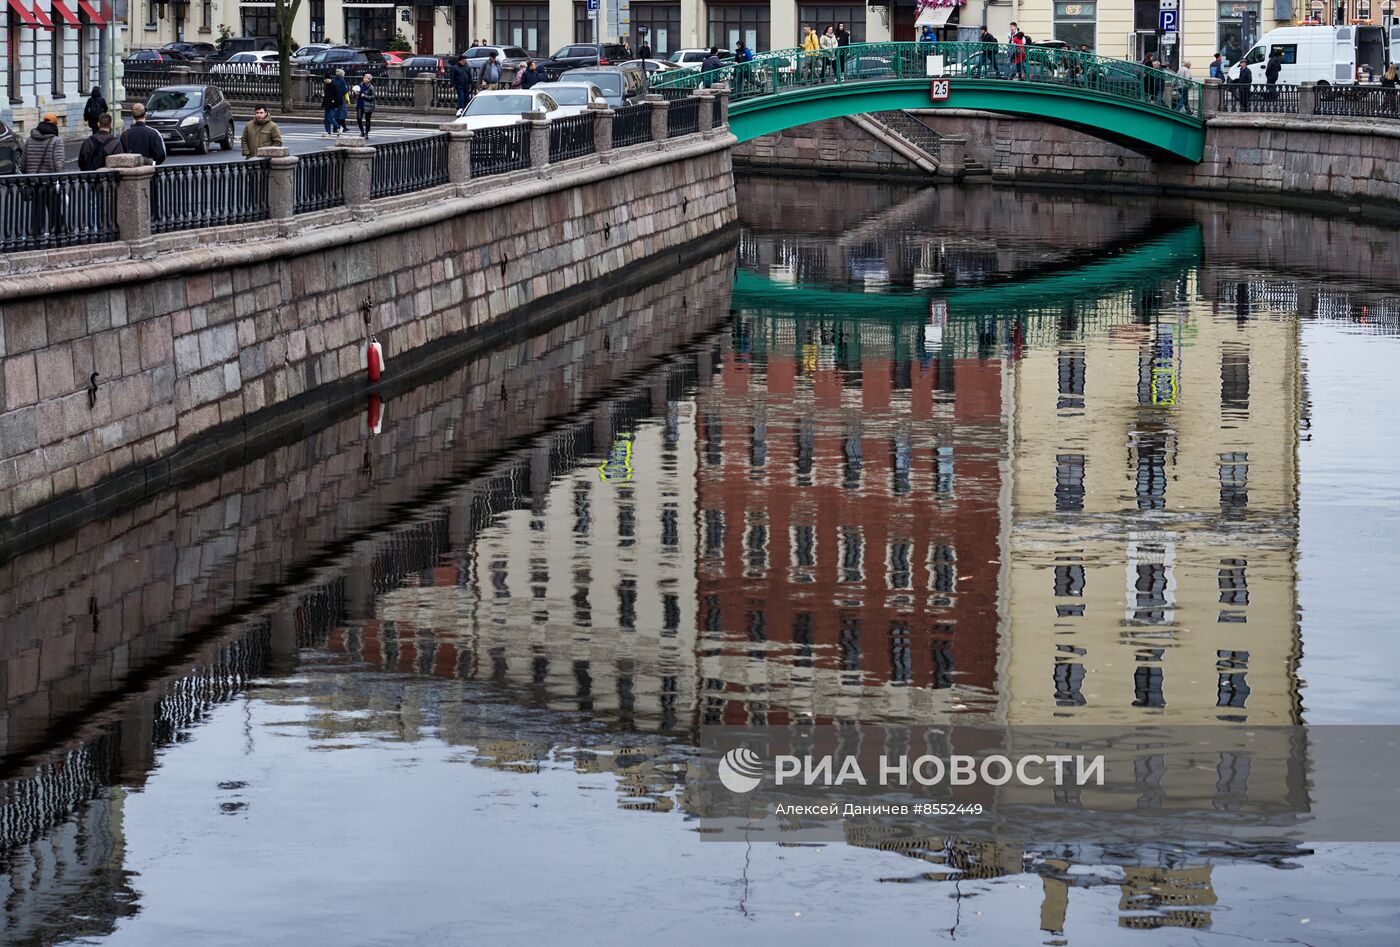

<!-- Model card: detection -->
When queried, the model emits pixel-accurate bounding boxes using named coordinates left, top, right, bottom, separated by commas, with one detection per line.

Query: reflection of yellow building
left=1004, top=285, right=1302, bottom=726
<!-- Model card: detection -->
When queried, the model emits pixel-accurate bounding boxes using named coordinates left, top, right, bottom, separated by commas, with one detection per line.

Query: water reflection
left=1, top=179, right=1399, bottom=943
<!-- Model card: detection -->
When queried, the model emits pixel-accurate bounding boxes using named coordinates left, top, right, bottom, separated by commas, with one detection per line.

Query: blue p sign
left=1158, top=9, right=1178, bottom=32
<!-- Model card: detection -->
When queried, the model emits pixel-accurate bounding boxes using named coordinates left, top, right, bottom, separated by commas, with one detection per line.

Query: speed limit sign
left=930, top=78, right=951, bottom=101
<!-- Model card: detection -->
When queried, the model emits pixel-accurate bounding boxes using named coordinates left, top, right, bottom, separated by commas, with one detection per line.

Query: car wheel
left=195, top=124, right=209, bottom=155
left=222, top=120, right=236, bottom=150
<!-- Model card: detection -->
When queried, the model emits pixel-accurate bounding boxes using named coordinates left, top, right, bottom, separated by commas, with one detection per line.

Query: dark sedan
left=536, top=42, right=630, bottom=80
left=144, top=85, right=237, bottom=154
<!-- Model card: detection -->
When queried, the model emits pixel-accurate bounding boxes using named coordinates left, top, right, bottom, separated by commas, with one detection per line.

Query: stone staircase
left=868, top=110, right=944, bottom=162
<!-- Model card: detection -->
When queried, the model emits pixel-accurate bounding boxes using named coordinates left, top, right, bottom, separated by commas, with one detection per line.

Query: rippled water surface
left=2, top=178, right=1399, bottom=945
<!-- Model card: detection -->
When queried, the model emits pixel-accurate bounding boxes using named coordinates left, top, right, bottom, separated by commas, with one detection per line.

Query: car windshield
left=503, top=47, right=528, bottom=58
left=466, top=94, right=534, bottom=115
left=571, top=74, right=621, bottom=94
left=550, top=86, right=593, bottom=104
left=147, top=89, right=199, bottom=111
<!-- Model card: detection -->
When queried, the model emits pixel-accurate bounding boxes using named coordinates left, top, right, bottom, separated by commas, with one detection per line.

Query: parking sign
left=1158, top=9, right=1178, bottom=32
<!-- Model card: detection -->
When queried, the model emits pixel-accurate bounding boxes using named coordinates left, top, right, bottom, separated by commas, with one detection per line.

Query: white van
left=1226, top=24, right=1388, bottom=85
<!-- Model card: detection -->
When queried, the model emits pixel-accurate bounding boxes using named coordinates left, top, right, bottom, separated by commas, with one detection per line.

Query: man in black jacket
left=448, top=56, right=473, bottom=112
left=83, top=86, right=107, bottom=133
left=120, top=103, right=167, bottom=164
left=78, top=113, right=125, bottom=171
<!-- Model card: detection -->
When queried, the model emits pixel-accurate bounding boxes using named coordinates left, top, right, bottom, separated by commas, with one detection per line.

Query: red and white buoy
left=367, top=335, right=384, bottom=383
left=366, top=394, right=383, bottom=436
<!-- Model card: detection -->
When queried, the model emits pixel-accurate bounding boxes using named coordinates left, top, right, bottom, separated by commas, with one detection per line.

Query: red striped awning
left=51, top=0, right=80, bottom=25
left=6, top=0, right=39, bottom=25
left=77, top=0, right=105, bottom=24
left=29, top=0, right=54, bottom=28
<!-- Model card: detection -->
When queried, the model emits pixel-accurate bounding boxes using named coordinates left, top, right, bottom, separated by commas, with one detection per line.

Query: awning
left=77, top=0, right=107, bottom=24
left=6, top=0, right=39, bottom=24
left=51, top=0, right=81, bottom=25
left=29, top=0, right=53, bottom=28
left=916, top=4, right=956, bottom=27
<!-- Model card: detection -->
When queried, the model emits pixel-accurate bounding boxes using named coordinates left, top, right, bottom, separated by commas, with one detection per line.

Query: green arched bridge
left=649, top=42, right=1206, bottom=162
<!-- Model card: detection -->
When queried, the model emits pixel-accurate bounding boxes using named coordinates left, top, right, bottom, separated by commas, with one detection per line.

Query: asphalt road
left=62, top=119, right=439, bottom=169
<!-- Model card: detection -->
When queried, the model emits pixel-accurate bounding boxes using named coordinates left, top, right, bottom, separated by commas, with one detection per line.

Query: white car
left=668, top=48, right=732, bottom=70
left=452, top=89, right=560, bottom=130
left=545, top=82, right=607, bottom=116
left=619, top=58, right=681, bottom=75
left=210, top=51, right=280, bottom=74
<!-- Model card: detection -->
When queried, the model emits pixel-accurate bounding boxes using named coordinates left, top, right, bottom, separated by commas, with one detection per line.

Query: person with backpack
left=78, top=112, right=125, bottom=170
left=83, top=86, right=107, bottom=134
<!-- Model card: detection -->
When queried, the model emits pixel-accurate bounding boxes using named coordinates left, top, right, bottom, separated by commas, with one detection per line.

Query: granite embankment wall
left=0, top=135, right=736, bottom=544
left=734, top=115, right=926, bottom=178
left=0, top=248, right=735, bottom=772
left=738, top=112, right=1400, bottom=215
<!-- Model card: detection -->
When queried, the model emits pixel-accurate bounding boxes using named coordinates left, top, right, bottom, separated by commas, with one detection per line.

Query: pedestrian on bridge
left=836, top=22, right=850, bottom=75
left=978, top=27, right=1001, bottom=78
left=241, top=105, right=283, bottom=157
left=356, top=75, right=377, bottom=138
left=1233, top=61, right=1253, bottom=110
left=1209, top=53, right=1224, bottom=81
left=801, top=27, right=821, bottom=82
left=701, top=48, right=725, bottom=87
left=820, top=27, right=838, bottom=79
left=1010, top=27, right=1027, bottom=80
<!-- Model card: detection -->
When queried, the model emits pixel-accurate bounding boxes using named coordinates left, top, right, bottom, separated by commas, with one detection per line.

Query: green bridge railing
left=649, top=42, right=1204, bottom=120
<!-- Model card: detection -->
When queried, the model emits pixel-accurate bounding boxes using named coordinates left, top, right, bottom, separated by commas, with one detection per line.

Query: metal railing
left=150, top=160, right=270, bottom=234
left=869, top=110, right=942, bottom=158
left=207, top=71, right=283, bottom=103
left=650, top=41, right=1204, bottom=118
left=364, top=76, right=416, bottom=107
left=370, top=133, right=449, bottom=197
left=471, top=123, right=530, bottom=177
left=667, top=96, right=701, bottom=137
left=613, top=103, right=653, bottom=146
left=548, top=113, right=595, bottom=162
left=1219, top=83, right=1300, bottom=114
left=1317, top=84, right=1400, bottom=120
left=433, top=79, right=461, bottom=109
left=294, top=149, right=347, bottom=213
left=121, top=68, right=166, bottom=101
left=0, top=171, right=120, bottom=252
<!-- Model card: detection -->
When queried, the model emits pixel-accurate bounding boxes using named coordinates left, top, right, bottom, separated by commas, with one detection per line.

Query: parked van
left=1226, top=24, right=1388, bottom=85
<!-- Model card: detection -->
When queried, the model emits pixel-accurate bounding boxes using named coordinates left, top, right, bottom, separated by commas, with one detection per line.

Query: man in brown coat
left=240, top=105, right=283, bottom=157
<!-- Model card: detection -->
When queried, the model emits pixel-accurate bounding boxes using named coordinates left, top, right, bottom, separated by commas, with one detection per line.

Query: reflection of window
left=839, top=526, right=863, bottom=583
left=1133, top=432, right=1169, bottom=510
left=1056, top=454, right=1086, bottom=512
left=1219, top=452, right=1249, bottom=512
left=1221, top=349, right=1250, bottom=412
left=892, top=434, right=912, bottom=496
left=934, top=445, right=954, bottom=495
left=1133, top=666, right=1166, bottom=707
left=1218, top=559, right=1249, bottom=604
left=703, top=509, right=725, bottom=558
left=1057, top=349, right=1086, bottom=409
left=790, top=524, right=817, bottom=574
left=929, top=543, right=956, bottom=594
left=1053, top=1, right=1097, bottom=50
left=889, top=622, right=912, bottom=683
left=1054, top=564, right=1086, bottom=597
left=1054, top=663, right=1087, bottom=706
left=842, top=434, right=862, bottom=490
left=888, top=541, right=913, bottom=590
left=794, top=419, right=814, bottom=483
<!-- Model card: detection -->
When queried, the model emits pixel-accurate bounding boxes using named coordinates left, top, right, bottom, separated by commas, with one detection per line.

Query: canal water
left=2, top=178, right=1398, bottom=945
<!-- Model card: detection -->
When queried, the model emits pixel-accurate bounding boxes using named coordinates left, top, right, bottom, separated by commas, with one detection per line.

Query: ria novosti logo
left=717, top=748, right=765, bottom=793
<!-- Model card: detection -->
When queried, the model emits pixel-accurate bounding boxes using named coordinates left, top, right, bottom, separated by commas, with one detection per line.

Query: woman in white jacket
left=819, top=26, right=839, bottom=79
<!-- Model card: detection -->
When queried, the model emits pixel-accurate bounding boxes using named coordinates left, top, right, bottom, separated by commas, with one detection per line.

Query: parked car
left=0, top=119, right=20, bottom=174
left=124, top=48, right=189, bottom=64
left=161, top=41, right=219, bottom=61
left=143, top=85, right=236, bottom=154
left=555, top=65, right=647, bottom=108
left=209, top=51, right=280, bottom=74
left=1227, top=23, right=1388, bottom=85
left=450, top=88, right=560, bottom=130
left=619, top=58, right=681, bottom=75
left=460, top=45, right=530, bottom=77
left=402, top=54, right=451, bottom=77
left=668, top=48, right=732, bottom=70
left=291, top=43, right=341, bottom=63
left=382, top=50, right=407, bottom=66
left=536, top=42, right=630, bottom=80
left=545, top=81, right=607, bottom=116
left=213, top=36, right=278, bottom=62
left=304, top=47, right=389, bottom=77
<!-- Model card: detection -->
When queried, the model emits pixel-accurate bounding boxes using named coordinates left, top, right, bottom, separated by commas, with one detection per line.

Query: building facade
left=3, top=1, right=122, bottom=141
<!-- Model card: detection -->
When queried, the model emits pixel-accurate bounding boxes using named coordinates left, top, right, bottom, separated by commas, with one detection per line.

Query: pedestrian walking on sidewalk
left=241, top=105, right=283, bottom=157
left=333, top=69, right=351, bottom=133
left=78, top=113, right=125, bottom=170
left=356, top=75, right=377, bottom=139
left=449, top=56, right=473, bottom=112
left=83, top=86, right=107, bottom=134
left=321, top=78, right=341, bottom=136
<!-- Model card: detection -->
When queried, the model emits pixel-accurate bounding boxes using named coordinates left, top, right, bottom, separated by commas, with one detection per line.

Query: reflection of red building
left=695, top=320, right=1005, bottom=725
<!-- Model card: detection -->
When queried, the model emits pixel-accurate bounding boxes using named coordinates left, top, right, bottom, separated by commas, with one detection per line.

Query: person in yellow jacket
left=801, top=26, right=820, bottom=81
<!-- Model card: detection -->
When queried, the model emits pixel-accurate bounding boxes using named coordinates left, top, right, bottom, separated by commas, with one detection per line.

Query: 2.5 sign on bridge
left=930, top=79, right=951, bottom=102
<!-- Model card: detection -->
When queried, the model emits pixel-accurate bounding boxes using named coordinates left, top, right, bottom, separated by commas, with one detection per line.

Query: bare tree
left=273, top=0, right=303, bottom=114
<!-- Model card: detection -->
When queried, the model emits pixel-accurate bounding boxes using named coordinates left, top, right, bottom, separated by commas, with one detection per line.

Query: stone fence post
left=1201, top=77, right=1222, bottom=120
left=525, top=111, right=550, bottom=168
left=645, top=94, right=669, bottom=143
left=105, top=153, right=153, bottom=243
left=439, top=123, right=473, bottom=183
left=1298, top=81, right=1318, bottom=117
left=589, top=101, right=614, bottom=160
left=338, top=143, right=376, bottom=210
left=260, top=146, right=296, bottom=220
left=413, top=74, right=436, bottom=111
left=696, top=91, right=715, bottom=137
left=936, top=136, right=966, bottom=180
left=714, top=85, right=731, bottom=128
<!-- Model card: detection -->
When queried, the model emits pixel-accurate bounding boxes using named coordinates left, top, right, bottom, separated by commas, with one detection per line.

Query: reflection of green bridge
left=651, top=42, right=1207, bottom=162
left=730, top=224, right=1204, bottom=357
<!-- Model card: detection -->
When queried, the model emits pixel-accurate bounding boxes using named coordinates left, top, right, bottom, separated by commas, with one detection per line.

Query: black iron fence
left=0, top=171, right=120, bottom=252
left=1219, top=83, right=1300, bottom=114
left=434, top=80, right=461, bottom=110
left=207, top=71, right=284, bottom=103
left=548, top=114, right=595, bottom=162
left=613, top=103, right=653, bottom=146
left=1317, top=84, right=1400, bottom=120
left=666, top=97, right=701, bottom=137
left=367, top=77, right=416, bottom=107
left=122, top=68, right=165, bottom=101
left=294, top=149, right=347, bottom=213
left=370, top=133, right=449, bottom=198
left=471, top=123, right=530, bottom=177
left=150, top=160, right=270, bottom=234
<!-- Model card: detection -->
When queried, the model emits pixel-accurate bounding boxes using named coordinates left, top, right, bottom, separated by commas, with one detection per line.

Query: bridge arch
left=651, top=43, right=1207, bottom=163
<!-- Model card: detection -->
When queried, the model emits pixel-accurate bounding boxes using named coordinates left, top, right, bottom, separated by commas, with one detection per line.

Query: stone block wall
left=0, top=138, right=736, bottom=541
left=733, top=116, right=927, bottom=178
left=0, top=248, right=735, bottom=768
